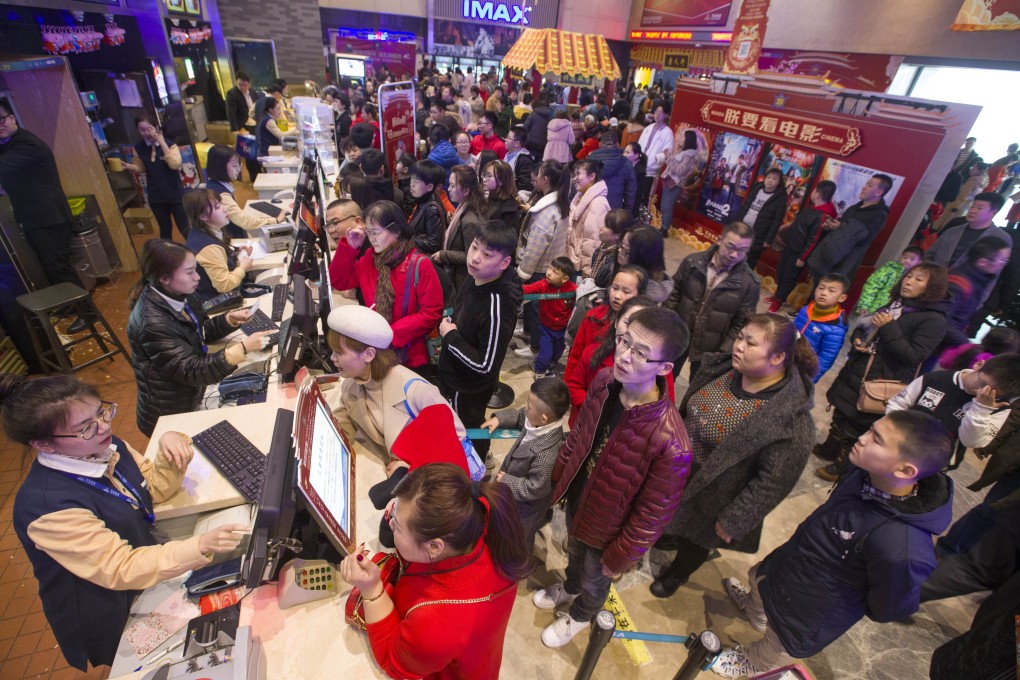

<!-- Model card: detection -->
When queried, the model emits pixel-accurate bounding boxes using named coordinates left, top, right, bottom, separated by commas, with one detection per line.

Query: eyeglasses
left=615, top=335, right=666, bottom=365
left=51, top=402, right=117, bottom=440
left=326, top=215, right=357, bottom=228
left=0, top=113, right=15, bottom=124
left=482, top=173, right=496, bottom=181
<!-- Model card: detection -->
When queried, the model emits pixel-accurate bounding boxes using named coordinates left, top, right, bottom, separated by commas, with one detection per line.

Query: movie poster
left=432, top=21, right=520, bottom=58
left=696, top=131, right=764, bottom=223
left=667, top=123, right=712, bottom=211
left=818, top=158, right=905, bottom=217
left=755, top=143, right=820, bottom=231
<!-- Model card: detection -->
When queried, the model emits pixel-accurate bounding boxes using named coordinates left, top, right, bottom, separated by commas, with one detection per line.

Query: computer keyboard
left=191, top=420, right=265, bottom=503
left=270, top=283, right=287, bottom=322
left=241, top=309, right=280, bottom=345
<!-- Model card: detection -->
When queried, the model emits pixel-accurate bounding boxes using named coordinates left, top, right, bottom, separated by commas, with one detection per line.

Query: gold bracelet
left=362, top=586, right=386, bottom=603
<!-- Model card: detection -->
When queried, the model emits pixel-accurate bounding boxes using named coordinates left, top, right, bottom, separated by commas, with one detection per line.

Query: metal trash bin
left=70, top=228, right=112, bottom=279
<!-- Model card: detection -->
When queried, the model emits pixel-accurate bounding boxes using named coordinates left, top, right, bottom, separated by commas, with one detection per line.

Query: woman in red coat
left=564, top=265, right=647, bottom=425
left=329, top=201, right=444, bottom=372
left=341, top=463, right=532, bottom=679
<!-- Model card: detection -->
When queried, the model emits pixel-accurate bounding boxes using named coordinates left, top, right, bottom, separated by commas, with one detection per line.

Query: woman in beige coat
left=323, top=305, right=468, bottom=468
left=567, top=159, right=611, bottom=277
left=543, top=111, right=575, bottom=164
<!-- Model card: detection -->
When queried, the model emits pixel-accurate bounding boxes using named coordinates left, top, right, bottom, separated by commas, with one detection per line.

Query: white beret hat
left=326, top=305, right=393, bottom=349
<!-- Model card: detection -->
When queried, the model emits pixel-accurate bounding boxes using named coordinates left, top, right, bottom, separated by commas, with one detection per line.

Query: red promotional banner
left=725, top=0, right=769, bottom=74
left=378, top=82, right=416, bottom=178
left=756, top=50, right=901, bottom=92
left=699, top=99, right=862, bottom=156
left=952, top=0, right=1020, bottom=30
left=335, top=37, right=417, bottom=79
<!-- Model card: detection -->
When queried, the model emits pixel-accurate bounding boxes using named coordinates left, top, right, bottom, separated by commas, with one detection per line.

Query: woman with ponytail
left=328, top=201, right=444, bottom=374
left=340, top=463, right=530, bottom=679
left=650, top=313, right=817, bottom=598
left=2, top=375, right=245, bottom=671
left=127, top=239, right=272, bottom=436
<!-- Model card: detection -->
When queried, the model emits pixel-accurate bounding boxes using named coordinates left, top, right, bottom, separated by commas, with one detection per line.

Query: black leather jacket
left=127, top=286, right=239, bottom=436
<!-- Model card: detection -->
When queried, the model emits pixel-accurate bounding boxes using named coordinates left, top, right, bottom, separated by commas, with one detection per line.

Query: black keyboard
left=191, top=420, right=265, bottom=502
left=270, top=283, right=287, bottom=322
left=241, top=308, right=280, bottom=346
left=249, top=200, right=284, bottom=218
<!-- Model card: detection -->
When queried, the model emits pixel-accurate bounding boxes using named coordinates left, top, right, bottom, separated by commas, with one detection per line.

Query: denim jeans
left=660, top=182, right=682, bottom=233
left=535, top=324, right=566, bottom=373
left=564, top=533, right=613, bottom=624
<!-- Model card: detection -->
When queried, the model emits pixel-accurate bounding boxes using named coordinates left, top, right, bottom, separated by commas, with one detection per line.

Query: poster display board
left=755, top=143, right=821, bottom=232
left=696, top=131, right=763, bottom=223
left=670, top=122, right=712, bottom=212
left=817, top=158, right=905, bottom=218
left=379, top=82, right=416, bottom=177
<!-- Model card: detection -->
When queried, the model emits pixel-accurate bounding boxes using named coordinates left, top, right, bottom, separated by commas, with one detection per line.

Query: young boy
left=407, top=159, right=448, bottom=255
left=792, top=273, right=850, bottom=382
left=533, top=307, right=692, bottom=648
left=855, top=246, right=923, bottom=315
left=712, top=410, right=953, bottom=677
left=438, top=222, right=522, bottom=464
left=515, top=256, right=577, bottom=378
left=934, top=352, right=1020, bottom=557
left=484, top=377, right=571, bottom=546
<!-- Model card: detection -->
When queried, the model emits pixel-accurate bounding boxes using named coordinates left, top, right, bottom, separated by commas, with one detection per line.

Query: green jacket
left=856, top=261, right=904, bottom=314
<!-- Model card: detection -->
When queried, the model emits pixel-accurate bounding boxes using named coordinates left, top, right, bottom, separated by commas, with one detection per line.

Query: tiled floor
left=1, top=183, right=986, bottom=678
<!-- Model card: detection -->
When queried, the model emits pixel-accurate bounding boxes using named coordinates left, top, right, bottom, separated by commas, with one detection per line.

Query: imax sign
left=462, top=0, right=533, bottom=25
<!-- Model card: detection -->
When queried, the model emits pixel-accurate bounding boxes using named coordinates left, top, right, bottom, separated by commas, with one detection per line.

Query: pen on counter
left=144, top=638, right=185, bottom=665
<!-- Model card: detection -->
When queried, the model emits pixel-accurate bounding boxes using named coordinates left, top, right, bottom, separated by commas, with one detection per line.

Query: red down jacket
left=550, top=368, right=692, bottom=574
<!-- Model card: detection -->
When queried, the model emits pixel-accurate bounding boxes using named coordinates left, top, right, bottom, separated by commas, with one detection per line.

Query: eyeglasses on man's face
left=615, top=335, right=666, bottom=365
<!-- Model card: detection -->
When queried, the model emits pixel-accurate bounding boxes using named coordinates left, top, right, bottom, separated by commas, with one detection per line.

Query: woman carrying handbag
left=816, top=262, right=950, bottom=481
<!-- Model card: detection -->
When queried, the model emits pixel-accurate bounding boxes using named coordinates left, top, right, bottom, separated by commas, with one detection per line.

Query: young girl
left=481, top=160, right=522, bottom=233
left=622, top=226, right=673, bottom=304
left=329, top=201, right=445, bottom=373
left=817, top=262, right=951, bottom=479
left=407, top=159, right=448, bottom=255
left=591, top=208, right=633, bottom=288
left=183, top=188, right=253, bottom=302
left=568, top=159, right=611, bottom=277
left=4, top=375, right=246, bottom=671
left=563, top=265, right=648, bottom=424
left=126, top=239, right=271, bottom=436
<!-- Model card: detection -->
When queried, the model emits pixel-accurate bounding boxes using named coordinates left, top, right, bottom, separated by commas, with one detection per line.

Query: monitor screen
left=295, top=381, right=356, bottom=555
left=336, top=56, right=366, bottom=79
left=241, top=407, right=297, bottom=589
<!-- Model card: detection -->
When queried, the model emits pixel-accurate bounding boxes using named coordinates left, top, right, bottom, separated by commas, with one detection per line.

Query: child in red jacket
left=522, top=256, right=577, bottom=378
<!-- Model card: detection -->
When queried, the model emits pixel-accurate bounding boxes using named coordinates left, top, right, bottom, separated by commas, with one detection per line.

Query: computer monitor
left=277, top=274, right=317, bottom=382
left=336, top=54, right=367, bottom=87
left=241, top=407, right=298, bottom=589
left=288, top=206, right=319, bottom=280
left=294, top=380, right=357, bottom=556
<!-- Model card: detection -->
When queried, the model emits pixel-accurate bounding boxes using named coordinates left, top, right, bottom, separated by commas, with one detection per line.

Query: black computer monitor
left=241, top=407, right=297, bottom=589
left=277, top=274, right=317, bottom=382
left=317, top=256, right=333, bottom=344
left=288, top=205, right=320, bottom=280
left=294, top=380, right=357, bottom=556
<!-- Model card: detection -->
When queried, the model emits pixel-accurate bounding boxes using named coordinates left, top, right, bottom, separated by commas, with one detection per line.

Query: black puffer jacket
left=523, top=105, right=553, bottom=150
left=827, top=297, right=950, bottom=421
left=127, top=286, right=239, bottom=436
left=736, top=181, right=788, bottom=244
left=664, top=247, right=761, bottom=360
left=486, top=197, right=523, bottom=236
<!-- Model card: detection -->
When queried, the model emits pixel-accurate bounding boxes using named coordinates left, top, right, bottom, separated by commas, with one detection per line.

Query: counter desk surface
left=109, top=387, right=393, bottom=679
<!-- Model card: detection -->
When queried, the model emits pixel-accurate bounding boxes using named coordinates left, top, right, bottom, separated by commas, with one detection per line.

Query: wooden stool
left=16, top=283, right=128, bottom=374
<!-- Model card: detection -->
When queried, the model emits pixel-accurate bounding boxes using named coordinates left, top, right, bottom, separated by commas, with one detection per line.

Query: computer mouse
left=271, top=199, right=282, bottom=203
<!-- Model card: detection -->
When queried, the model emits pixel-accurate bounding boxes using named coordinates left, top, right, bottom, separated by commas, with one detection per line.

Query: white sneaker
left=711, top=646, right=760, bottom=677
left=514, top=346, right=535, bottom=359
left=541, top=612, right=589, bottom=648
left=722, top=578, right=767, bottom=632
left=532, top=582, right=577, bottom=610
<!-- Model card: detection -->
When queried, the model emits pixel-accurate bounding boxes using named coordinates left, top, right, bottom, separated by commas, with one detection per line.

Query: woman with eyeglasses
left=205, top=144, right=288, bottom=239
left=649, top=313, right=817, bottom=599
left=329, top=201, right=445, bottom=375
left=2, top=374, right=247, bottom=672
left=453, top=130, right=477, bottom=168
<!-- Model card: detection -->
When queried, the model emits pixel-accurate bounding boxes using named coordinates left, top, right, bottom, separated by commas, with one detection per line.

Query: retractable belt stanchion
left=569, top=608, right=722, bottom=679
left=574, top=610, right=616, bottom=680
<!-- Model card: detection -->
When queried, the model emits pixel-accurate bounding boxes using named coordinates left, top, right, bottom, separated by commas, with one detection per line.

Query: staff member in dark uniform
left=124, top=113, right=187, bottom=241
left=0, top=97, right=83, bottom=291
left=2, top=374, right=246, bottom=672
